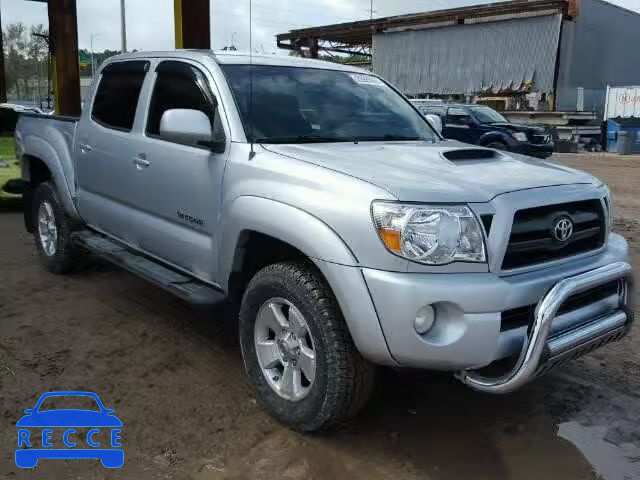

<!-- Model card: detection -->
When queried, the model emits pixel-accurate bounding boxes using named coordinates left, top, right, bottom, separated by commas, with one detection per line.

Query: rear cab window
left=91, top=61, right=149, bottom=131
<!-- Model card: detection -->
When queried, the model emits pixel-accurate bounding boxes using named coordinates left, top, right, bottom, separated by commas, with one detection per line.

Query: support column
left=174, top=0, right=210, bottom=49
left=309, top=38, right=319, bottom=59
left=0, top=6, right=7, bottom=103
left=48, top=0, right=81, bottom=116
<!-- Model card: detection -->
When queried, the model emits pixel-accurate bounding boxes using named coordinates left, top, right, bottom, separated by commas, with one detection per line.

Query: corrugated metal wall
left=373, top=14, right=562, bottom=95
left=556, top=0, right=640, bottom=117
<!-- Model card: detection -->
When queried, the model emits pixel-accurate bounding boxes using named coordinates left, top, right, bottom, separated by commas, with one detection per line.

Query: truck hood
left=264, top=140, right=595, bottom=202
left=485, top=122, right=548, bottom=134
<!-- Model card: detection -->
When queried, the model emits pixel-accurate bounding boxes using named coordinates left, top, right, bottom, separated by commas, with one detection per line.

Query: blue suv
left=417, top=103, right=554, bottom=158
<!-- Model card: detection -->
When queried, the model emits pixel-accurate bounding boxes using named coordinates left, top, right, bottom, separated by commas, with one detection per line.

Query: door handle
left=132, top=156, right=151, bottom=169
left=79, top=143, right=93, bottom=153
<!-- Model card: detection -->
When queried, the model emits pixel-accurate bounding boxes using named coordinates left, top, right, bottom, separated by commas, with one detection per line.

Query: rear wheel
left=239, top=261, right=375, bottom=432
left=33, top=181, right=82, bottom=274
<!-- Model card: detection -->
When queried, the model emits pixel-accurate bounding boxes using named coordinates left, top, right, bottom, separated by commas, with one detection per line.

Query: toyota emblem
left=553, top=217, right=574, bottom=242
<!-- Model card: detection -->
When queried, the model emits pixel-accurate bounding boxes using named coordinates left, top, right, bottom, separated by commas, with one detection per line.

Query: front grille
left=501, top=304, right=535, bottom=331
left=530, top=133, right=551, bottom=144
left=535, top=328, right=626, bottom=377
left=480, top=214, right=494, bottom=236
left=501, top=280, right=620, bottom=332
left=557, top=280, right=619, bottom=316
left=502, top=200, right=605, bottom=270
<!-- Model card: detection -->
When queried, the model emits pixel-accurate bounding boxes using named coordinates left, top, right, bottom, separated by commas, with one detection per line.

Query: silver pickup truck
left=15, top=51, right=634, bottom=432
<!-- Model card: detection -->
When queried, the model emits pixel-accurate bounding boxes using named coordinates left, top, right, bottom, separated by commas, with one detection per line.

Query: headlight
left=371, top=202, right=486, bottom=265
left=512, top=132, right=528, bottom=142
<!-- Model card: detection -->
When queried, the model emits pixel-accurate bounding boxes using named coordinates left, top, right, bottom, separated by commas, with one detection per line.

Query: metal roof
left=276, top=0, right=578, bottom=55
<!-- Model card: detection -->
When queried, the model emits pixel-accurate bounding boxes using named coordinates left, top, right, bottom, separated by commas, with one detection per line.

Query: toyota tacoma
left=15, top=51, right=634, bottom=432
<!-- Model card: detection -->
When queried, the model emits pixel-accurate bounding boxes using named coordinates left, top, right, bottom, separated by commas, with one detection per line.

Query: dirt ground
left=1, top=153, right=639, bottom=480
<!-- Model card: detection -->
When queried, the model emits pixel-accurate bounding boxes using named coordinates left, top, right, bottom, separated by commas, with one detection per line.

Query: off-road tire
left=33, top=181, right=82, bottom=274
left=239, top=261, right=376, bottom=432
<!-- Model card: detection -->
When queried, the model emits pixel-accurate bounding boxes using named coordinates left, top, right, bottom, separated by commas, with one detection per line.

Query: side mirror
left=426, top=114, right=443, bottom=136
left=160, top=109, right=223, bottom=151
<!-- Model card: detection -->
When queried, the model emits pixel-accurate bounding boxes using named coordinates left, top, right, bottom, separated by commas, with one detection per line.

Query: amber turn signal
left=378, top=228, right=401, bottom=253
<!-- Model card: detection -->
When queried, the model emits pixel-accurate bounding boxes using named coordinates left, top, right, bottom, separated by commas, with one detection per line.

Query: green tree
left=2, top=22, right=49, bottom=104
left=78, top=48, right=121, bottom=77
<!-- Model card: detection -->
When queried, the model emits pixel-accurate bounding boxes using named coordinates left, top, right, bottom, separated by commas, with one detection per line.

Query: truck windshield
left=466, top=105, right=508, bottom=124
left=221, top=65, right=438, bottom=144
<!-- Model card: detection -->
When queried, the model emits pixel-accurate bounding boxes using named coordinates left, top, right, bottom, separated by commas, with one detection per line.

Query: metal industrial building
left=277, top=0, right=640, bottom=119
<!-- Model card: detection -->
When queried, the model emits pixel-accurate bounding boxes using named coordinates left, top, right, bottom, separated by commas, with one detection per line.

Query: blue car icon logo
left=16, top=391, right=123, bottom=468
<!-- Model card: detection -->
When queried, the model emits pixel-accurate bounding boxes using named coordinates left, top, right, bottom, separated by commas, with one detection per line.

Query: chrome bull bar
left=457, top=262, right=634, bottom=394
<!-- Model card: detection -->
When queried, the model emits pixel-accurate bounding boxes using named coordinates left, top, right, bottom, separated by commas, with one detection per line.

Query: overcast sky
left=2, top=0, right=639, bottom=53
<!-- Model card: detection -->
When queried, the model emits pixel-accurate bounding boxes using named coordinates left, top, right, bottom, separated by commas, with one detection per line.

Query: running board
left=71, top=230, right=226, bottom=307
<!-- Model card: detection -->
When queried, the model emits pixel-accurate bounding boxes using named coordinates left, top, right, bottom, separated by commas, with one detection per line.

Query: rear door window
left=446, top=107, right=472, bottom=126
left=91, top=61, right=149, bottom=131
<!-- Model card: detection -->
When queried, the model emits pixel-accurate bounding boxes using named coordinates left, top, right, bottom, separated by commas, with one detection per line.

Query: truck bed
left=15, top=112, right=80, bottom=216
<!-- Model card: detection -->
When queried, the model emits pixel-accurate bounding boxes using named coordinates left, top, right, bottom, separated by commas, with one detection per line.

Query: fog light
left=414, top=305, right=436, bottom=335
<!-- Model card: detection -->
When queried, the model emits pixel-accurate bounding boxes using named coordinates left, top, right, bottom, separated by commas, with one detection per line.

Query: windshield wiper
left=254, top=135, right=346, bottom=144
left=255, top=134, right=423, bottom=144
left=354, top=134, right=422, bottom=142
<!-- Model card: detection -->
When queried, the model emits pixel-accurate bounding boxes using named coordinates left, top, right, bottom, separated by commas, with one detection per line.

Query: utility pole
left=90, top=33, right=99, bottom=77
left=120, top=0, right=127, bottom=53
left=361, top=2, right=377, bottom=21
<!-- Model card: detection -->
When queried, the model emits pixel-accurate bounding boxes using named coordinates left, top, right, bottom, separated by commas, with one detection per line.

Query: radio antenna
left=249, top=0, right=256, bottom=160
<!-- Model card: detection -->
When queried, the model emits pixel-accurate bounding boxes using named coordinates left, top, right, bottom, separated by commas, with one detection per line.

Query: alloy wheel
left=254, top=298, right=317, bottom=401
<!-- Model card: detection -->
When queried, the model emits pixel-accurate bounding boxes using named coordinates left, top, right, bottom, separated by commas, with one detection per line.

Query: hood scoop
left=442, top=148, right=501, bottom=162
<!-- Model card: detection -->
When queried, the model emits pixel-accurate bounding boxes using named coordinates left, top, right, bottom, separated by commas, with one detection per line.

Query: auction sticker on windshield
left=15, top=391, right=124, bottom=469
left=349, top=73, right=385, bottom=86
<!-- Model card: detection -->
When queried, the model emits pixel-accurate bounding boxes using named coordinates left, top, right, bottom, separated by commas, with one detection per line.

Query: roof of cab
left=102, top=49, right=369, bottom=74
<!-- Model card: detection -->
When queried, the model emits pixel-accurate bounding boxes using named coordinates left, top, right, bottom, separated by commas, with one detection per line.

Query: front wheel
left=239, top=261, right=375, bottom=432
left=484, top=141, right=509, bottom=151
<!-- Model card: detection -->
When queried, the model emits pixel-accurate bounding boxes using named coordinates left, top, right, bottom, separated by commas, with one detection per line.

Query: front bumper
left=458, top=261, right=633, bottom=393
left=361, top=233, right=633, bottom=372
left=511, top=141, right=554, bottom=158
